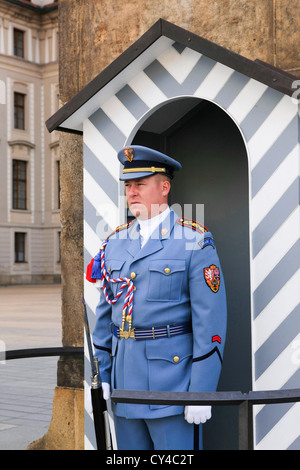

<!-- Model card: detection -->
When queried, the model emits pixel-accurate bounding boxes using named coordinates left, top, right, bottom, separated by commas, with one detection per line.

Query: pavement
left=0, top=284, right=62, bottom=450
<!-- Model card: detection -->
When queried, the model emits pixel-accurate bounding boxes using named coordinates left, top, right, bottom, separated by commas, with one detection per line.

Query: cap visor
left=120, top=171, right=157, bottom=181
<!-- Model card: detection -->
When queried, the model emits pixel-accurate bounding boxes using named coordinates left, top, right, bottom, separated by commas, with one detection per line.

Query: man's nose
left=127, top=185, right=138, bottom=196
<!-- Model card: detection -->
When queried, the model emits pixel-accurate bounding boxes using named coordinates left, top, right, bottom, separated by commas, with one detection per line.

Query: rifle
left=82, top=294, right=112, bottom=450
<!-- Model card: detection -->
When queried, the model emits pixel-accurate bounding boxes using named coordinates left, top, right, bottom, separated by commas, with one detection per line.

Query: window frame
left=13, top=28, right=25, bottom=58
left=14, top=232, right=26, bottom=263
left=14, top=92, right=26, bottom=130
left=12, top=159, right=27, bottom=210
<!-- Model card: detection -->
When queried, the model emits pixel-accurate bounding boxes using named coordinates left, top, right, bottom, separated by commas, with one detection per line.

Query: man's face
left=124, top=175, right=170, bottom=220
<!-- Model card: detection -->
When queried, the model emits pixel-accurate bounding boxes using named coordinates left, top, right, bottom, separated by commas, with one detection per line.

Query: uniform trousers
left=114, top=413, right=203, bottom=450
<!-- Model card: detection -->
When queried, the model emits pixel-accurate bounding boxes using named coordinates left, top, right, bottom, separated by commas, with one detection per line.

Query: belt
left=112, top=322, right=192, bottom=340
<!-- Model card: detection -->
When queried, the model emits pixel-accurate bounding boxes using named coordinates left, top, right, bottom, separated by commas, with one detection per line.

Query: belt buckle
left=119, top=327, right=135, bottom=340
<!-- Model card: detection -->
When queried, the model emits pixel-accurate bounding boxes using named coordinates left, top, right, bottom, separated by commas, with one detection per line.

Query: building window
left=13, top=159, right=27, bottom=209
left=14, top=92, right=25, bottom=129
left=15, top=232, right=26, bottom=263
left=13, top=29, right=24, bottom=58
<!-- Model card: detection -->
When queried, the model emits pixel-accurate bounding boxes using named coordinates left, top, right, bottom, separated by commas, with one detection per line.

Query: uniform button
left=130, top=272, right=136, bottom=279
left=173, top=356, right=180, bottom=363
left=164, top=267, right=171, bottom=274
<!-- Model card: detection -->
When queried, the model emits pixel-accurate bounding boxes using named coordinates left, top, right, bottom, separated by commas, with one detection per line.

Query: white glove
left=184, top=405, right=212, bottom=424
left=85, top=382, right=111, bottom=414
left=102, top=382, right=111, bottom=400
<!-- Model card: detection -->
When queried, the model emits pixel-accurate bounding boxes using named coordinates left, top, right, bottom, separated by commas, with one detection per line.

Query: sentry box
left=47, top=19, right=300, bottom=450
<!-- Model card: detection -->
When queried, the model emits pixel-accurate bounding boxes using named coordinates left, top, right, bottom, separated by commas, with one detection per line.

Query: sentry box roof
left=46, top=18, right=297, bottom=135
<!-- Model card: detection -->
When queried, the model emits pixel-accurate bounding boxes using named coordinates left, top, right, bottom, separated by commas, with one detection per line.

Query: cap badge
left=123, top=147, right=134, bottom=162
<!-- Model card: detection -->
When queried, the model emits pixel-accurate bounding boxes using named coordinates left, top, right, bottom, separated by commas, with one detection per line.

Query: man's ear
left=161, top=179, right=171, bottom=197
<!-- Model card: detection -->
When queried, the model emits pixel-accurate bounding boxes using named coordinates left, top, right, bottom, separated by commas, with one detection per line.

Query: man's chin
left=129, top=205, right=146, bottom=219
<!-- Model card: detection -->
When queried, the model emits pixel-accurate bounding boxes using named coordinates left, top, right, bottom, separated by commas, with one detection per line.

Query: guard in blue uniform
left=87, top=145, right=227, bottom=450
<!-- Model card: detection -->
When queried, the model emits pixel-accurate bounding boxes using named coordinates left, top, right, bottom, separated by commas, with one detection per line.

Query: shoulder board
left=176, top=217, right=209, bottom=234
left=107, top=219, right=135, bottom=239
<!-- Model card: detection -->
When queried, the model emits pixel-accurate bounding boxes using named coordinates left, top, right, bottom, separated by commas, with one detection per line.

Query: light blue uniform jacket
left=92, top=210, right=227, bottom=419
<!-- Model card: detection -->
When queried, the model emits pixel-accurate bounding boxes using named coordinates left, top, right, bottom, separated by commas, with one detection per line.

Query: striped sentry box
left=83, top=41, right=299, bottom=450
left=46, top=20, right=299, bottom=450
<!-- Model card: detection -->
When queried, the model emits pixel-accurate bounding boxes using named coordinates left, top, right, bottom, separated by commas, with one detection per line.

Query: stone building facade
left=0, top=0, right=59, bottom=285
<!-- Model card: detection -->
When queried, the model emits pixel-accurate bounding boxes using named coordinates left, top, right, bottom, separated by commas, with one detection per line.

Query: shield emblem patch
left=123, top=147, right=134, bottom=162
left=204, top=264, right=220, bottom=293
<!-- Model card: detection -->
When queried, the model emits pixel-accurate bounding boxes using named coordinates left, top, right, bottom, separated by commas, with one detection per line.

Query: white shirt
left=138, top=206, right=170, bottom=248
